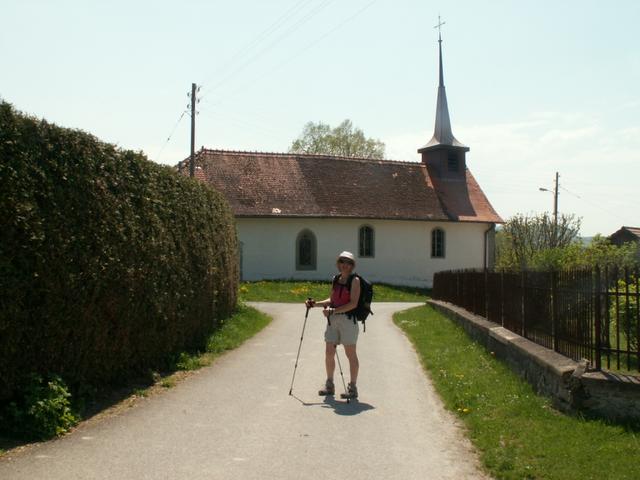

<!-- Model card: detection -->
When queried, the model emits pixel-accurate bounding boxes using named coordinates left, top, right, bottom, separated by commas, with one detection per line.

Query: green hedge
left=0, top=101, right=238, bottom=403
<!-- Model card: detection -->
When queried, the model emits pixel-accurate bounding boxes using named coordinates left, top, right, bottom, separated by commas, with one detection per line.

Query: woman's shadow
left=291, top=394, right=375, bottom=416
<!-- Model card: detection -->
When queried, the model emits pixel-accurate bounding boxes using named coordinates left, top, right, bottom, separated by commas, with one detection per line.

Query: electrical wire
left=558, top=185, right=629, bottom=223
left=201, top=0, right=379, bottom=108
left=199, top=0, right=314, bottom=88
left=198, top=107, right=290, bottom=138
left=559, top=185, right=581, bottom=199
left=200, top=0, right=334, bottom=101
left=155, top=0, right=325, bottom=165
left=154, top=109, right=188, bottom=163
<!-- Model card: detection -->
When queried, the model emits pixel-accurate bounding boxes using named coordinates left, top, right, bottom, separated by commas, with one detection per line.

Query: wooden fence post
left=625, top=267, right=631, bottom=372
left=627, top=266, right=640, bottom=376
left=551, top=270, right=558, bottom=352
left=521, top=270, right=527, bottom=338
left=500, top=270, right=505, bottom=327
left=485, top=268, right=489, bottom=321
left=594, top=266, right=602, bottom=371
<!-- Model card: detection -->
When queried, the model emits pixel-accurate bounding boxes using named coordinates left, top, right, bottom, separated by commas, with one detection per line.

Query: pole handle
left=305, top=297, right=313, bottom=317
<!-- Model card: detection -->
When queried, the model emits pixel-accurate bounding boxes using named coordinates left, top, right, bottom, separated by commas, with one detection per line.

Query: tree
left=496, top=215, right=640, bottom=270
left=289, top=119, right=385, bottom=159
left=496, top=212, right=581, bottom=269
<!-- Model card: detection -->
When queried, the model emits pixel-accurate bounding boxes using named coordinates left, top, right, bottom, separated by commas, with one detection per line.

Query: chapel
left=178, top=34, right=502, bottom=287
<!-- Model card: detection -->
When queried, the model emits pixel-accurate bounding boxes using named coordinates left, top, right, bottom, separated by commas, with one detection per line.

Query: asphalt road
left=0, top=302, right=488, bottom=479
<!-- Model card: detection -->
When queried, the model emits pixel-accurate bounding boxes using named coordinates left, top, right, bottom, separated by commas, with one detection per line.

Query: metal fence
left=433, top=267, right=640, bottom=373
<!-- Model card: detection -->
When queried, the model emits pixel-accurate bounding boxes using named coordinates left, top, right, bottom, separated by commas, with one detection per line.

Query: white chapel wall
left=237, top=218, right=490, bottom=287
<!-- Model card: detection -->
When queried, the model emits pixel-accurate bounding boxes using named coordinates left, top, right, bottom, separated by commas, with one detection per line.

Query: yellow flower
left=291, top=286, right=310, bottom=295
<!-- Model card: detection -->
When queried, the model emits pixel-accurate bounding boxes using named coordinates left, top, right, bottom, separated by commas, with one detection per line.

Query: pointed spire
left=438, top=28, right=444, bottom=87
left=420, top=18, right=467, bottom=151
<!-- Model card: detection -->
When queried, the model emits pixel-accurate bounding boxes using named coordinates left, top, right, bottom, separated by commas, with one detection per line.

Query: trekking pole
left=289, top=298, right=313, bottom=396
left=334, top=345, right=349, bottom=403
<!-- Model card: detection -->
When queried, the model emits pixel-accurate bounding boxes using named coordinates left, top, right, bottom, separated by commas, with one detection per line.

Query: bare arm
left=314, top=297, right=331, bottom=308
left=306, top=286, right=332, bottom=308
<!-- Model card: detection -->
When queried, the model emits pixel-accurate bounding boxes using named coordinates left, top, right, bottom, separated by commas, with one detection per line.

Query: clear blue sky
left=2, top=0, right=638, bottom=236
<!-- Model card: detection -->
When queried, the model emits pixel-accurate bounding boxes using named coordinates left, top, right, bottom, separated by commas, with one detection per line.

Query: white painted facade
left=237, top=217, right=492, bottom=287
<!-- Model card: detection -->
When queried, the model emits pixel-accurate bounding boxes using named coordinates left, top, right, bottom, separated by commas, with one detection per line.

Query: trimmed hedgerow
left=0, top=101, right=238, bottom=408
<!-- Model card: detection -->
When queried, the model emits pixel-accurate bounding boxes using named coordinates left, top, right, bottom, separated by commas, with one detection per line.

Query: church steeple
left=419, top=18, right=469, bottom=179
left=419, top=18, right=468, bottom=154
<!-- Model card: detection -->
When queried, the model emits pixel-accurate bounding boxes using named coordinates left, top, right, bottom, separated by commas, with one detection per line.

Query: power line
left=559, top=185, right=581, bottom=199
left=202, top=0, right=379, bottom=108
left=558, top=185, right=629, bottom=223
left=154, top=109, right=188, bottom=163
left=198, top=107, right=289, bottom=138
left=199, top=0, right=314, bottom=89
left=200, top=0, right=334, bottom=101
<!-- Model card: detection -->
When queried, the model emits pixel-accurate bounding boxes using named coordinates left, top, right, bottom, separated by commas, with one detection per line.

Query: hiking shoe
left=318, top=379, right=335, bottom=396
left=340, top=382, right=358, bottom=400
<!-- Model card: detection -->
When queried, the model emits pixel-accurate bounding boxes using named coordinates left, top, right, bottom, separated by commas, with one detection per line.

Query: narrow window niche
left=431, top=228, right=445, bottom=258
left=359, top=225, right=375, bottom=258
left=296, top=229, right=317, bottom=270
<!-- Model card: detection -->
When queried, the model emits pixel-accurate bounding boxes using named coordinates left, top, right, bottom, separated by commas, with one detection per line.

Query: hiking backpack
left=332, top=273, right=374, bottom=331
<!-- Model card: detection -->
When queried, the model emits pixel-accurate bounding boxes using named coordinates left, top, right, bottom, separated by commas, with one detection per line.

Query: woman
left=305, top=251, right=361, bottom=399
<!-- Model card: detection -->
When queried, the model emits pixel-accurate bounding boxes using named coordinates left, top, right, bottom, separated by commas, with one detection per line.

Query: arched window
left=431, top=228, right=445, bottom=258
left=296, top=229, right=317, bottom=270
left=359, top=225, right=375, bottom=258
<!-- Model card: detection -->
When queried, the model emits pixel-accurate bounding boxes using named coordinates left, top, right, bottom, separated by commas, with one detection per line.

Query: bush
left=2, top=374, right=78, bottom=440
left=496, top=212, right=581, bottom=269
left=497, top=230, right=639, bottom=271
left=0, top=102, right=238, bottom=414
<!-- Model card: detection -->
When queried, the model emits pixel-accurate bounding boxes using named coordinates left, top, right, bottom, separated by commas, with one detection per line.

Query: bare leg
left=343, top=344, right=359, bottom=384
left=325, top=343, right=336, bottom=380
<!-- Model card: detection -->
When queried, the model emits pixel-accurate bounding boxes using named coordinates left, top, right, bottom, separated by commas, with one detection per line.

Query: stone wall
left=428, top=299, right=640, bottom=422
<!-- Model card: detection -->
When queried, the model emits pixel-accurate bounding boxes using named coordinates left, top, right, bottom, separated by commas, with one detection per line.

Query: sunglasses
left=338, top=258, right=354, bottom=266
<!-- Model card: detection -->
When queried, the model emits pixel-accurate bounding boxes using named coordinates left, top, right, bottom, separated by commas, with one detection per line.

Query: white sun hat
left=337, top=251, right=355, bottom=262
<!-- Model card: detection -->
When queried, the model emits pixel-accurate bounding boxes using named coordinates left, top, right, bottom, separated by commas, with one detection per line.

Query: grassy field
left=394, top=304, right=640, bottom=480
left=239, top=279, right=430, bottom=303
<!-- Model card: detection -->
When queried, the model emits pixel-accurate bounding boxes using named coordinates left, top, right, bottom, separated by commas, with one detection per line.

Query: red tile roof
left=178, top=149, right=502, bottom=224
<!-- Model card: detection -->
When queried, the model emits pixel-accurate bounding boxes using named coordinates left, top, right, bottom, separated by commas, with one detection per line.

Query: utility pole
left=552, top=171, right=559, bottom=231
left=539, top=171, right=560, bottom=246
left=189, top=82, right=197, bottom=178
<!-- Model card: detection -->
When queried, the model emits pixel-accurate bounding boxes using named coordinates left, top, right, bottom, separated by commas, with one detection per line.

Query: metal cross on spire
left=434, top=15, right=445, bottom=42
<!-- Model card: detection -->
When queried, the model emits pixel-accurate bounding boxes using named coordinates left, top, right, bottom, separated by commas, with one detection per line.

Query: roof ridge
left=199, top=148, right=422, bottom=166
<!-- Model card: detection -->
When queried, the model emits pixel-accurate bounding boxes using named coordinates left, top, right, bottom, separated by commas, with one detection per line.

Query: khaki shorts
left=324, top=313, right=359, bottom=345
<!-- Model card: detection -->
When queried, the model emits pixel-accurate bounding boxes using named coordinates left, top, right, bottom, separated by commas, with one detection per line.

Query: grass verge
left=170, top=303, right=271, bottom=370
left=394, top=304, right=640, bottom=480
left=0, top=304, right=270, bottom=456
left=239, top=279, right=429, bottom=302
